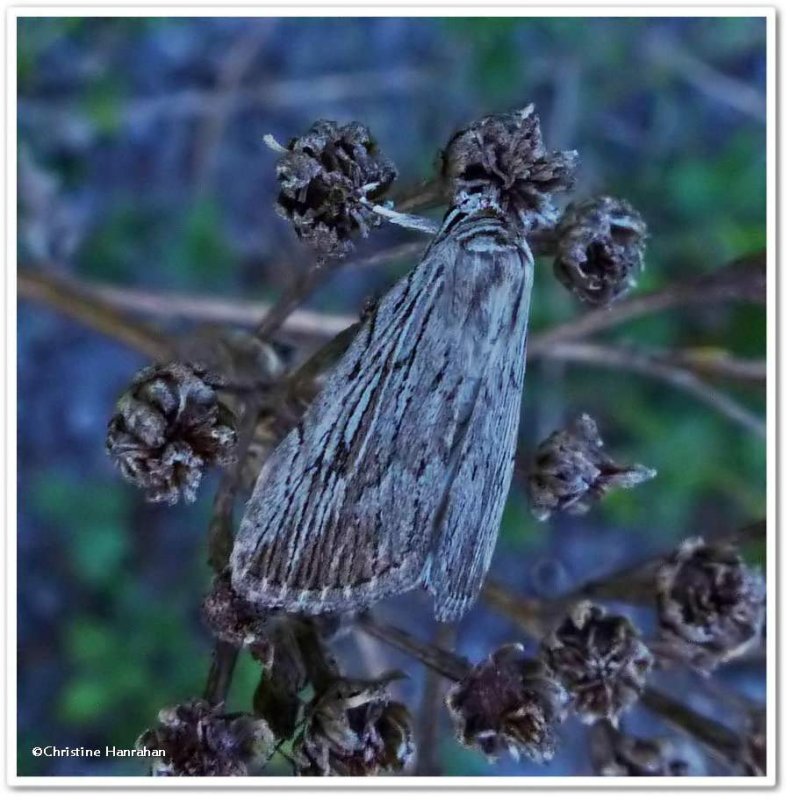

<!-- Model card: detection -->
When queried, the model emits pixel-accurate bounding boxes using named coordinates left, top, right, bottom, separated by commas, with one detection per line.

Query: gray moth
left=231, top=190, right=533, bottom=621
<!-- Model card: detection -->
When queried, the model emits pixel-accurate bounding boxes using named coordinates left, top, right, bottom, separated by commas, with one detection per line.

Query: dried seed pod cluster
left=442, top=104, right=578, bottom=229
left=527, top=413, right=656, bottom=521
left=137, top=699, right=274, bottom=777
left=445, top=644, right=568, bottom=763
left=293, top=675, right=415, bottom=776
left=655, top=538, right=766, bottom=674
left=106, top=362, right=237, bottom=505
left=554, top=195, right=648, bottom=306
left=274, top=120, right=397, bottom=260
left=541, top=602, right=653, bottom=724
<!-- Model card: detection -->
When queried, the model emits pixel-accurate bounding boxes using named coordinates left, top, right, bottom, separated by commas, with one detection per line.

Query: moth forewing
left=230, top=206, right=533, bottom=620
left=425, top=232, right=533, bottom=621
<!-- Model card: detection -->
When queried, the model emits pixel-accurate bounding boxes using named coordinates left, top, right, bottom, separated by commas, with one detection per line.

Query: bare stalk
left=641, top=687, right=749, bottom=772
left=415, top=622, right=456, bottom=776
left=357, top=614, right=469, bottom=682
left=482, top=520, right=765, bottom=636
left=541, top=341, right=765, bottom=437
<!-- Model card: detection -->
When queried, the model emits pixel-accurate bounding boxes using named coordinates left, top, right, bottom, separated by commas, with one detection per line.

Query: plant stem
left=204, top=640, right=241, bottom=706
left=357, top=615, right=469, bottom=681
left=641, top=687, right=748, bottom=772
left=415, top=622, right=456, bottom=776
left=482, top=520, right=766, bottom=638
left=18, top=269, right=172, bottom=360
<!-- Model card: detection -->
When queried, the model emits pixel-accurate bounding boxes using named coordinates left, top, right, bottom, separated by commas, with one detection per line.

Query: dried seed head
left=541, top=602, right=653, bottom=724
left=106, top=362, right=237, bottom=505
left=655, top=538, right=766, bottom=674
left=293, top=674, right=415, bottom=776
left=554, top=196, right=647, bottom=306
left=201, top=572, right=273, bottom=662
left=445, top=644, right=568, bottom=763
left=137, top=699, right=274, bottom=776
left=527, top=413, right=656, bottom=521
left=589, top=720, right=689, bottom=777
left=275, top=120, right=397, bottom=261
left=442, top=104, right=578, bottom=229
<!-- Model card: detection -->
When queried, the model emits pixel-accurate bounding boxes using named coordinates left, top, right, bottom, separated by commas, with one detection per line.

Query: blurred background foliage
left=17, top=16, right=766, bottom=776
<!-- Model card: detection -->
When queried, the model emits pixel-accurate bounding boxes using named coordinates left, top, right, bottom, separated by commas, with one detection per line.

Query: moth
left=231, top=195, right=531, bottom=622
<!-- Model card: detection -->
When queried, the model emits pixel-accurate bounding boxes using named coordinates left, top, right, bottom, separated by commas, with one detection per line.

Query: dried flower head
left=137, top=699, right=274, bottom=776
left=201, top=572, right=273, bottom=661
left=445, top=644, right=568, bottom=763
left=274, top=120, right=397, bottom=260
left=554, top=196, right=647, bottom=306
left=589, top=720, right=689, bottom=777
left=655, top=538, right=766, bottom=674
left=442, top=104, right=578, bottom=229
left=106, top=362, right=237, bottom=504
left=293, top=674, right=414, bottom=776
left=527, top=413, right=656, bottom=521
left=541, top=602, right=653, bottom=724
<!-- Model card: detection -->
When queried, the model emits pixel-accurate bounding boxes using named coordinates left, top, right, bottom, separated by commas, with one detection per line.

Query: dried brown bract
left=554, top=195, right=647, bottom=306
left=655, top=538, right=766, bottom=674
left=275, top=120, right=397, bottom=260
left=589, top=720, right=689, bottom=777
left=528, top=413, right=656, bottom=521
left=445, top=644, right=568, bottom=763
left=541, top=602, right=653, bottom=724
left=292, top=674, right=415, bottom=776
left=106, top=362, right=237, bottom=504
left=137, top=699, right=274, bottom=776
left=442, top=104, right=578, bottom=229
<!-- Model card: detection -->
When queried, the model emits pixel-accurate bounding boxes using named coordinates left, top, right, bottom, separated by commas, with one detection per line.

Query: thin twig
left=357, top=614, right=468, bottom=682
left=528, top=250, right=766, bottom=358
left=202, top=402, right=262, bottom=706
left=203, top=640, right=241, bottom=707
left=667, top=349, right=766, bottom=384
left=415, top=622, right=456, bottom=776
left=250, top=241, right=427, bottom=341
left=641, top=687, right=749, bottom=772
left=193, top=26, right=270, bottom=194
left=391, top=178, right=447, bottom=213
left=540, top=341, right=765, bottom=437
left=18, top=270, right=172, bottom=360
left=206, top=403, right=262, bottom=573
left=483, top=520, right=766, bottom=636
left=19, top=67, right=437, bottom=130
left=645, top=32, right=766, bottom=121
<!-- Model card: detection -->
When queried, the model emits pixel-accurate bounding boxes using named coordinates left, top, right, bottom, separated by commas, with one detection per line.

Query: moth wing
left=425, top=240, right=533, bottom=621
left=231, top=217, right=532, bottom=619
left=231, top=241, right=454, bottom=613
